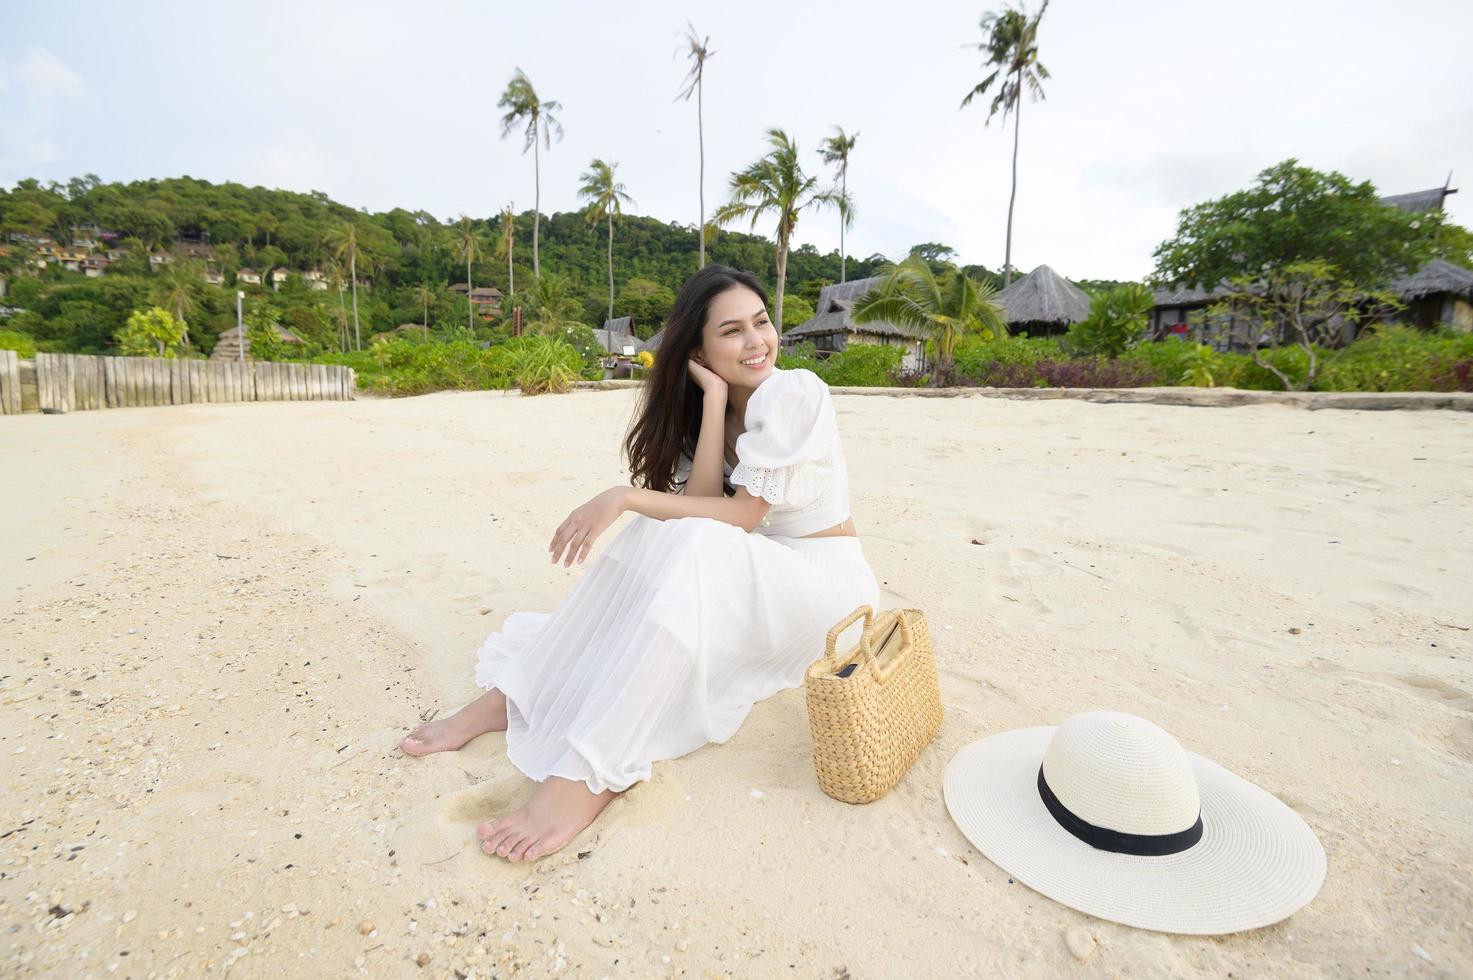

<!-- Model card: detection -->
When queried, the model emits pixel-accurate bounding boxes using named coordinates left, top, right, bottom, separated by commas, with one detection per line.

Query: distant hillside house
left=993, top=265, right=1092, bottom=337
left=149, top=252, right=172, bottom=269
left=271, top=267, right=289, bottom=289
left=203, top=268, right=225, bottom=286
left=174, top=242, right=217, bottom=262
left=81, top=257, right=109, bottom=278
left=105, top=247, right=130, bottom=261
left=237, top=268, right=262, bottom=285
left=302, top=269, right=328, bottom=290
left=784, top=276, right=930, bottom=370
left=452, top=282, right=503, bottom=317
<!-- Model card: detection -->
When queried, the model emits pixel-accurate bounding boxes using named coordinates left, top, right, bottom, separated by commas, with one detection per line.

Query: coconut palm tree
left=497, top=69, right=563, bottom=280
left=713, top=128, right=846, bottom=332
left=156, top=259, right=199, bottom=348
left=324, top=258, right=349, bottom=352
left=851, top=253, right=1008, bottom=383
left=521, top=273, right=585, bottom=336
left=676, top=23, right=715, bottom=269
left=413, top=281, right=440, bottom=329
left=578, top=160, right=636, bottom=322
left=818, top=126, right=859, bottom=283
left=493, top=204, right=516, bottom=297
left=452, top=216, right=484, bottom=331
left=330, top=221, right=363, bottom=350
left=962, top=0, right=1051, bottom=288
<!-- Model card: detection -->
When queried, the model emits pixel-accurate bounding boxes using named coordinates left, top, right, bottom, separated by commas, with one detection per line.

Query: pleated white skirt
left=474, top=514, right=882, bottom=794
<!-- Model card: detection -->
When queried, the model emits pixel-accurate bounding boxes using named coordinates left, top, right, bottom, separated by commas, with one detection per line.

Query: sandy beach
left=3, top=387, right=1471, bottom=978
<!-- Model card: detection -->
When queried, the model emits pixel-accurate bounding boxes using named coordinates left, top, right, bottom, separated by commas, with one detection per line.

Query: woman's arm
left=682, top=390, right=729, bottom=497
left=624, top=484, right=771, bottom=532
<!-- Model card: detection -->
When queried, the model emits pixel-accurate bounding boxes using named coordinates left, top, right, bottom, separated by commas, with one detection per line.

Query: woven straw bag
left=803, top=605, right=943, bottom=804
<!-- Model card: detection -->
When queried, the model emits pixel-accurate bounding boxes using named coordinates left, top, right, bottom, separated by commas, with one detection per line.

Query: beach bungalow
left=211, top=322, right=305, bottom=359
left=784, top=277, right=930, bottom=370
left=595, top=316, right=638, bottom=356
left=993, top=265, right=1093, bottom=337
left=1390, top=259, right=1473, bottom=331
left=237, top=268, right=262, bottom=285
left=270, top=267, right=289, bottom=290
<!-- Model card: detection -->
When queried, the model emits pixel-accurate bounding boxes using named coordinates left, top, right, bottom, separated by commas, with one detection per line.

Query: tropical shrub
left=116, top=306, right=186, bottom=358
left=1063, top=283, right=1153, bottom=358
left=815, top=343, right=905, bottom=387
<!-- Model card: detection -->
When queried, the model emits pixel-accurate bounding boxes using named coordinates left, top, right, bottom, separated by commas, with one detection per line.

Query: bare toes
left=508, top=836, right=537, bottom=862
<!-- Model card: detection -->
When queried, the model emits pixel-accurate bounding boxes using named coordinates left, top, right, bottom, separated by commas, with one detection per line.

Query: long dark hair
left=624, top=264, right=770, bottom=494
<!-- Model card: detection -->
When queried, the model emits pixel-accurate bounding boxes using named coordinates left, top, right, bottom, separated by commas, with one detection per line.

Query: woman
left=400, top=264, right=880, bottom=862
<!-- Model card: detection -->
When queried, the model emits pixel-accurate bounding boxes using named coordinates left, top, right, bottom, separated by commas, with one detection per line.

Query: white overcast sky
left=1, top=0, right=1469, bottom=281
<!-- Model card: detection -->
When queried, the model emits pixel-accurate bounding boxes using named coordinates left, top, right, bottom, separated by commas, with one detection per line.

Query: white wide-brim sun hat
left=943, top=711, right=1326, bottom=935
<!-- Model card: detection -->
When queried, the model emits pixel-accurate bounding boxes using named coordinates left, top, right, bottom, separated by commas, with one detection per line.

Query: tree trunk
left=507, top=230, right=515, bottom=297
left=839, top=168, right=847, bottom=284
left=697, top=75, right=706, bottom=270
left=337, top=285, right=348, bottom=352
left=467, top=252, right=474, bottom=332
left=533, top=136, right=542, bottom=280
left=606, top=212, right=615, bottom=321
left=350, top=251, right=361, bottom=351
left=774, top=227, right=790, bottom=335
left=1003, top=74, right=1022, bottom=289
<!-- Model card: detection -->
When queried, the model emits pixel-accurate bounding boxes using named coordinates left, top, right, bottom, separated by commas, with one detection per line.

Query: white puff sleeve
left=729, top=369, right=835, bottom=507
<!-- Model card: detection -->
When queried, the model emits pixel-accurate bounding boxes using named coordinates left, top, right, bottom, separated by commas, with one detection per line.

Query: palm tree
left=851, top=253, right=1008, bottom=383
left=493, top=205, right=516, bottom=297
left=324, top=258, right=349, bottom=352
left=577, top=160, right=635, bottom=323
left=156, top=259, right=199, bottom=347
left=818, top=126, right=859, bottom=283
left=452, top=216, right=483, bottom=331
left=713, top=128, right=846, bottom=332
left=962, top=0, right=1050, bottom=288
left=497, top=69, right=563, bottom=280
left=413, top=281, right=440, bottom=329
left=521, top=273, right=584, bottom=336
left=676, top=24, right=715, bottom=269
left=330, top=221, right=363, bottom=350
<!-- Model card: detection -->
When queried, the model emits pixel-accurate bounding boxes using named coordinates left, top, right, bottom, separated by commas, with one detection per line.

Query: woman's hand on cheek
left=686, top=356, right=727, bottom=398
left=548, top=487, right=629, bottom=567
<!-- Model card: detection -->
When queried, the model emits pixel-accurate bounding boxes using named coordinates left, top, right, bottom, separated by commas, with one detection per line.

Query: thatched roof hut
left=211, top=322, right=304, bottom=359
left=784, top=276, right=930, bottom=369
left=993, top=265, right=1092, bottom=336
left=594, top=316, right=638, bottom=355
left=1390, top=259, right=1473, bottom=331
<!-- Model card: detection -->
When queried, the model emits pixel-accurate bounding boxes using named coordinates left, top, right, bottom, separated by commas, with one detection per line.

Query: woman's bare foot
left=400, top=689, right=509, bottom=757
left=475, top=777, right=618, bottom=862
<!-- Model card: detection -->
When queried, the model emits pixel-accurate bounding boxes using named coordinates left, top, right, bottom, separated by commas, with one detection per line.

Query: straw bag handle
left=823, top=605, right=883, bottom=683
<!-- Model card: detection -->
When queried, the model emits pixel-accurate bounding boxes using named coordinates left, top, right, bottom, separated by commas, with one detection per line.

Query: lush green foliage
left=0, top=175, right=894, bottom=355
left=1063, top=282, right=1152, bottom=357
left=1152, top=159, right=1469, bottom=289
left=116, top=306, right=186, bottom=358
left=0, top=329, right=37, bottom=356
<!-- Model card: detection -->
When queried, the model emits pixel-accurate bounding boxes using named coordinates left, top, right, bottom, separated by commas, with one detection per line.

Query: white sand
left=2, top=388, right=1470, bottom=977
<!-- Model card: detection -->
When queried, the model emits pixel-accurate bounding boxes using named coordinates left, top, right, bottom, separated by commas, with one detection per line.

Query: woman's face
left=694, top=285, right=778, bottom=388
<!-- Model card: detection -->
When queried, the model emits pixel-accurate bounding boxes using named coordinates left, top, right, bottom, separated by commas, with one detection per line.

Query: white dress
left=474, top=369, right=881, bottom=794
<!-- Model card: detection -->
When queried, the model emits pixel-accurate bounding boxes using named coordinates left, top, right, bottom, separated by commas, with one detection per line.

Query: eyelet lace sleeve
left=729, top=369, right=835, bottom=509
